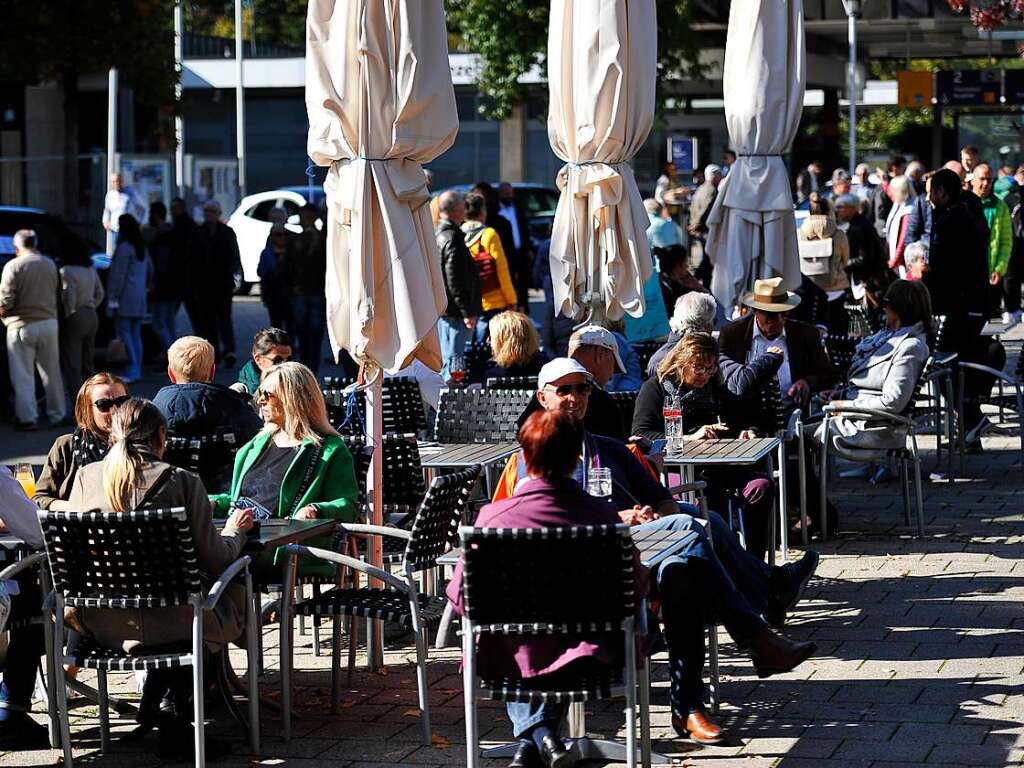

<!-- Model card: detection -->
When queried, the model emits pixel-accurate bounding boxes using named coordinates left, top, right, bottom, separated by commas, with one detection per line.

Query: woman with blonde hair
left=66, top=398, right=253, bottom=755
left=35, top=373, right=130, bottom=510
left=632, top=333, right=777, bottom=560
left=211, top=361, right=358, bottom=525
left=884, top=175, right=916, bottom=275
left=482, top=311, right=550, bottom=381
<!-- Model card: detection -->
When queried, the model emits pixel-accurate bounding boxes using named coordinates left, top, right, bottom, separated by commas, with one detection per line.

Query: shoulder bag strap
left=286, top=442, right=325, bottom=518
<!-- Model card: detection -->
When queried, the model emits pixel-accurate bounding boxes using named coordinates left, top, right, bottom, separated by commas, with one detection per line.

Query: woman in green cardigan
left=211, top=361, right=358, bottom=538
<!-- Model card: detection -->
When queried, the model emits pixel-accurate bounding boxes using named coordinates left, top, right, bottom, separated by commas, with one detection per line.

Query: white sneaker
left=1002, top=312, right=1013, bottom=324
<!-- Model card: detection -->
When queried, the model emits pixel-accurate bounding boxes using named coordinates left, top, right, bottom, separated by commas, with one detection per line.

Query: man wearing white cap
left=491, top=357, right=819, bottom=744
left=569, top=324, right=642, bottom=393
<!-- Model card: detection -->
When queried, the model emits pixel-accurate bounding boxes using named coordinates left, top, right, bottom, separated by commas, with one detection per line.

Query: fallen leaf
left=431, top=733, right=451, bottom=749
left=402, top=708, right=420, bottom=717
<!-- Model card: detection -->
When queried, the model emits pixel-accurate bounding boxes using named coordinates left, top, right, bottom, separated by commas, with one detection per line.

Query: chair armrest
left=340, top=523, right=413, bottom=541
left=958, top=362, right=1018, bottom=385
left=666, top=480, right=707, bottom=496
left=284, top=543, right=408, bottom=593
left=203, top=555, right=252, bottom=611
left=822, top=404, right=911, bottom=425
left=935, top=352, right=958, bottom=367
left=0, top=552, right=46, bottom=582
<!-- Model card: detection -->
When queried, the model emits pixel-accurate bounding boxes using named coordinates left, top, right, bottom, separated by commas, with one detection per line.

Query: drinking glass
left=14, top=463, right=35, bottom=499
left=662, top=396, right=683, bottom=452
left=586, top=467, right=612, bottom=498
left=449, top=355, right=466, bottom=385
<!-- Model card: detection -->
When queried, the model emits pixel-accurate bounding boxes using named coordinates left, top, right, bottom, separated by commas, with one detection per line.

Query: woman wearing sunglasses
left=211, top=362, right=358, bottom=576
left=35, top=372, right=130, bottom=511
left=632, top=333, right=778, bottom=561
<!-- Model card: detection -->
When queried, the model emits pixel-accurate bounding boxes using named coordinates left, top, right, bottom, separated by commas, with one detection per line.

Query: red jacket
left=446, top=475, right=649, bottom=680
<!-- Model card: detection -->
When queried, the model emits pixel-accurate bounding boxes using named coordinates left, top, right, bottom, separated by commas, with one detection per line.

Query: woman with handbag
left=461, top=192, right=518, bottom=343
left=209, top=362, right=359, bottom=576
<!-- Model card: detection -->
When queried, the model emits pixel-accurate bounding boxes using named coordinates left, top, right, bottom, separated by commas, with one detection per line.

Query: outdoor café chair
left=484, top=375, right=538, bottom=390
left=323, top=376, right=426, bottom=436
left=458, top=523, right=653, bottom=768
left=164, top=429, right=240, bottom=495
left=37, top=507, right=260, bottom=767
left=958, top=353, right=1024, bottom=469
left=434, top=388, right=533, bottom=443
left=279, top=465, right=482, bottom=745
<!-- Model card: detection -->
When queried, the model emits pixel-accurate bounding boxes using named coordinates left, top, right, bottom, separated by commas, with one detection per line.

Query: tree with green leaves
left=443, top=0, right=705, bottom=120
left=0, top=0, right=184, bottom=222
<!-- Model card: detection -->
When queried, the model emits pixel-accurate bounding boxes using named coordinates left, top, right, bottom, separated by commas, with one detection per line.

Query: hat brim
left=740, top=293, right=801, bottom=312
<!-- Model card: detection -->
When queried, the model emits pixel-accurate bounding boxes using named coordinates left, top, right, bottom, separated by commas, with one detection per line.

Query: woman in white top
left=884, top=175, right=916, bottom=277
left=59, top=245, right=105, bottom=398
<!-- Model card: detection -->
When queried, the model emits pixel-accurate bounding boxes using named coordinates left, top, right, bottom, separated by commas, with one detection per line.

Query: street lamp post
left=235, top=0, right=247, bottom=200
left=174, top=0, right=185, bottom=200
left=843, top=0, right=862, bottom=174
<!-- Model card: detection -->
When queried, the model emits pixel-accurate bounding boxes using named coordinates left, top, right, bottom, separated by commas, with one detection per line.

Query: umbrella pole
left=365, top=369, right=385, bottom=671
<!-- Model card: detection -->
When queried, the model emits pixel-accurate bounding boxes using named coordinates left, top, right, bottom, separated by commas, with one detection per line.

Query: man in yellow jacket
left=461, top=192, right=518, bottom=342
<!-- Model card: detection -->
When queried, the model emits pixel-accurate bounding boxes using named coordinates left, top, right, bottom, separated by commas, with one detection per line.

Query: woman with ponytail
left=65, top=398, right=252, bottom=757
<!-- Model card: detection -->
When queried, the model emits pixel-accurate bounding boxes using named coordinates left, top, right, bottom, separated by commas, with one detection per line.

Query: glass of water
left=586, top=467, right=612, bottom=498
left=663, top=396, right=683, bottom=452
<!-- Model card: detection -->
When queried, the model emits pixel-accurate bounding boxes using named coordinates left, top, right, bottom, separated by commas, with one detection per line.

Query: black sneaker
left=0, top=711, right=50, bottom=749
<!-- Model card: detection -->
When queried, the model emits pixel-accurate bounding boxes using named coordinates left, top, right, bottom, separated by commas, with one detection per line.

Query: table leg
left=777, top=441, right=788, bottom=563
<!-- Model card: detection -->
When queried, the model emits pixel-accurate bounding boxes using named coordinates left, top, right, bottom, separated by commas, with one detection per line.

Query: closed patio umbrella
left=306, top=0, right=458, bottom=670
left=547, top=0, right=656, bottom=323
left=306, top=0, right=457, bottom=374
left=705, top=0, right=805, bottom=310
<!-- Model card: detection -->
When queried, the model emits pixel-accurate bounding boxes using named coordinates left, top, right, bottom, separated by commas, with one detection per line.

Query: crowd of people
left=0, top=151, right=1015, bottom=761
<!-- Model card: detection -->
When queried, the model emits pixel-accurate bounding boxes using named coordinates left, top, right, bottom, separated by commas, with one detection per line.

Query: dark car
left=445, top=183, right=559, bottom=249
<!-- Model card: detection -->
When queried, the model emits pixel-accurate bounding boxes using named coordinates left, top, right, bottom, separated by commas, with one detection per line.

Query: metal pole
left=365, top=371, right=384, bottom=670
left=847, top=9, right=858, bottom=174
left=106, top=68, right=118, bottom=256
left=174, top=1, right=186, bottom=200
left=234, top=0, right=247, bottom=200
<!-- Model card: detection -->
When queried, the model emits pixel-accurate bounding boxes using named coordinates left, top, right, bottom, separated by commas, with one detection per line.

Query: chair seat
left=293, top=587, right=447, bottom=628
left=69, top=635, right=193, bottom=671
left=478, top=671, right=623, bottom=704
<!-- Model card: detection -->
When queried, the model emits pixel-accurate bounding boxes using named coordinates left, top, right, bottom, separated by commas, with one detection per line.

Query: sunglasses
left=258, top=354, right=290, bottom=366
left=93, top=395, right=130, bottom=413
left=545, top=382, right=592, bottom=397
left=255, top=389, right=278, bottom=403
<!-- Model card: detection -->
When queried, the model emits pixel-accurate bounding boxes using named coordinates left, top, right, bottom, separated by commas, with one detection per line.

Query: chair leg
left=639, top=661, right=651, bottom=768
left=945, top=377, right=956, bottom=483
left=192, top=610, right=206, bottom=768
left=797, top=422, right=809, bottom=546
left=97, top=670, right=110, bottom=753
left=346, top=616, right=358, bottom=685
left=42, top=604, right=60, bottom=748
left=462, top=618, right=478, bottom=768
left=245, top=570, right=261, bottom=755
left=331, top=615, right=342, bottom=714
left=54, top=657, right=73, bottom=766
left=913, top=454, right=925, bottom=539
left=901, top=458, right=912, bottom=527
left=414, top=626, right=432, bottom=746
left=281, top=556, right=296, bottom=743
left=819, top=417, right=830, bottom=541
left=1017, top=388, right=1024, bottom=469
left=707, top=624, right=719, bottom=715
left=624, top=629, right=637, bottom=768
left=312, top=583, right=322, bottom=657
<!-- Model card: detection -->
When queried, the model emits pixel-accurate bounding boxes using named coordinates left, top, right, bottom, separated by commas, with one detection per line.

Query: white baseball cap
left=537, top=358, right=594, bottom=391
left=568, top=325, right=626, bottom=374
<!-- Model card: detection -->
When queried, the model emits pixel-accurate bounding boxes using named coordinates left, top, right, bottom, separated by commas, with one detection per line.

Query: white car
left=227, top=186, right=326, bottom=293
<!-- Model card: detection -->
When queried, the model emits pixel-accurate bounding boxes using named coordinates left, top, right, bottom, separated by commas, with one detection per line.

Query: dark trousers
left=196, top=292, right=236, bottom=361
left=1004, top=248, right=1023, bottom=314
left=292, top=294, right=326, bottom=376
left=947, top=314, right=1006, bottom=430
left=1, top=574, right=44, bottom=713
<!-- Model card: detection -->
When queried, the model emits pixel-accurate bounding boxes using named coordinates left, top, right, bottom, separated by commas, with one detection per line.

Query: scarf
left=71, top=428, right=109, bottom=468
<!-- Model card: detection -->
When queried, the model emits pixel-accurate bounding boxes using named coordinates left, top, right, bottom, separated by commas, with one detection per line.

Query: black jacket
left=436, top=219, right=482, bottom=320
left=191, top=221, right=241, bottom=296
left=925, top=199, right=990, bottom=317
left=844, top=213, right=887, bottom=285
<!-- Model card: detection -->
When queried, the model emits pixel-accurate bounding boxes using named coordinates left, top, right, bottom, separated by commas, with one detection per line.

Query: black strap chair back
left=484, top=376, right=538, bottom=390
left=630, top=340, right=663, bottom=380
left=403, top=465, right=481, bottom=572
left=459, top=524, right=634, bottom=632
left=825, top=334, right=858, bottom=384
left=40, top=508, right=201, bottom=609
left=609, top=390, right=639, bottom=437
left=341, top=433, right=424, bottom=513
left=752, top=378, right=787, bottom=436
left=324, top=376, right=424, bottom=435
left=434, top=389, right=533, bottom=443
left=163, top=431, right=240, bottom=495
left=462, top=340, right=492, bottom=385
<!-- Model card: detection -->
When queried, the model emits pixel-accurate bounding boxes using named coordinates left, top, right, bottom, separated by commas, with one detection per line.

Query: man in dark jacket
left=282, top=204, right=328, bottom=375
left=497, top=182, right=535, bottom=310
left=436, top=191, right=481, bottom=381
left=191, top=200, right=242, bottom=366
left=926, top=168, right=1003, bottom=444
left=153, top=335, right=262, bottom=493
left=170, top=197, right=200, bottom=333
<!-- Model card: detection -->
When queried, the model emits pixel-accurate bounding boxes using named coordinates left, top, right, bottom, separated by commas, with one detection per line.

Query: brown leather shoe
left=671, top=711, right=724, bottom=744
left=749, top=626, right=816, bottom=678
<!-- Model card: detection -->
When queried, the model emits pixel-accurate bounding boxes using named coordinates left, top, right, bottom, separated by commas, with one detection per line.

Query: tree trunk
left=60, top=67, right=80, bottom=225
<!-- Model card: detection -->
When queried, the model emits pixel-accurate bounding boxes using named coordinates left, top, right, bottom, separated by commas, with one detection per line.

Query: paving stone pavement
left=3, top=329, right=1023, bottom=767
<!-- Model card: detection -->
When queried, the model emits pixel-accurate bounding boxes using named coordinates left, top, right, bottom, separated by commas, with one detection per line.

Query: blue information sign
left=667, top=136, right=698, bottom=173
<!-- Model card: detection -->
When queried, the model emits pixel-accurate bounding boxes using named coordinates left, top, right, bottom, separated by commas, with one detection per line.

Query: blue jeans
left=115, top=316, right=143, bottom=381
left=292, top=295, right=326, bottom=375
left=150, top=299, right=180, bottom=351
left=437, top=316, right=470, bottom=382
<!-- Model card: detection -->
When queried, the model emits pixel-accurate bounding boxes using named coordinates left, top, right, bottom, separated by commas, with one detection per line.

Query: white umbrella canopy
left=547, top=0, right=656, bottom=322
left=306, top=0, right=458, bottom=373
left=705, top=0, right=805, bottom=310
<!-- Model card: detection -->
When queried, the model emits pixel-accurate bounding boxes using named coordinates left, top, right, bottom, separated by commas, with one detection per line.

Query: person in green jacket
left=212, top=361, right=358, bottom=574
left=972, top=163, right=1013, bottom=316
left=231, top=326, right=292, bottom=397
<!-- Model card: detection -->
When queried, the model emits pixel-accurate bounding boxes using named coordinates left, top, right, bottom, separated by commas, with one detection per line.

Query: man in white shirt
left=496, top=182, right=532, bottom=308
left=101, top=173, right=146, bottom=234
left=0, top=467, right=47, bottom=748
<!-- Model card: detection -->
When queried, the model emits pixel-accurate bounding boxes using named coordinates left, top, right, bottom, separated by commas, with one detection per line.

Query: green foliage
left=188, top=0, right=309, bottom=48
left=444, top=0, right=705, bottom=120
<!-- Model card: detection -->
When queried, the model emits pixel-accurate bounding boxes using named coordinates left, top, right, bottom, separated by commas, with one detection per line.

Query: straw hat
left=739, top=277, right=801, bottom=313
